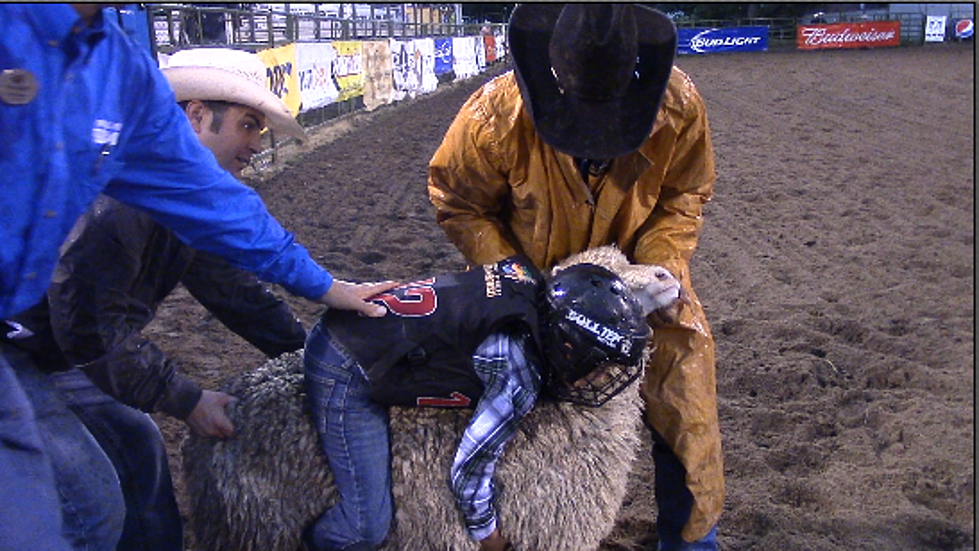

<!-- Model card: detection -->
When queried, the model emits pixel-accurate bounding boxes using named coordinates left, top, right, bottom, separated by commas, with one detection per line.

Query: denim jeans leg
left=303, top=324, right=392, bottom=551
left=651, top=428, right=719, bottom=551
left=8, top=349, right=126, bottom=550
left=53, top=368, right=183, bottom=551
left=0, top=348, right=72, bottom=551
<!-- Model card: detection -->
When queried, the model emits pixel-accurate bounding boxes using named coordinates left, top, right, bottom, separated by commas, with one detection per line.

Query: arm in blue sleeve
left=104, top=57, right=332, bottom=300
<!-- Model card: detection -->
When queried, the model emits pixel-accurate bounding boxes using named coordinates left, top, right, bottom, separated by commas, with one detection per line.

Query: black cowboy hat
left=508, top=3, right=677, bottom=159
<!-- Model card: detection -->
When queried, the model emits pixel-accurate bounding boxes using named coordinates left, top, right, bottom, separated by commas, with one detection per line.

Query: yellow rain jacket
left=428, top=68, right=723, bottom=542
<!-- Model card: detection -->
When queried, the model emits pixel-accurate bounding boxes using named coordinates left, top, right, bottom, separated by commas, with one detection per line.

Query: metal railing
left=151, top=4, right=970, bottom=171
left=151, top=4, right=498, bottom=53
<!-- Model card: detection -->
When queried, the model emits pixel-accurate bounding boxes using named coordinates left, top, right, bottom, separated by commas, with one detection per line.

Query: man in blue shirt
left=0, top=5, right=395, bottom=549
left=8, top=46, right=315, bottom=550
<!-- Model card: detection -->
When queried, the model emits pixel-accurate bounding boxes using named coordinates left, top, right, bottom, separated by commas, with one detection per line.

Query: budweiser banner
left=797, top=21, right=901, bottom=50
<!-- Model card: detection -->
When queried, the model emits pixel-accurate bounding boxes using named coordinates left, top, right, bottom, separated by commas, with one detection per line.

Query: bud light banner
left=677, top=26, right=769, bottom=55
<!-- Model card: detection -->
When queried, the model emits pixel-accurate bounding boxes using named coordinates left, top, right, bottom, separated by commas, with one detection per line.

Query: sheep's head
left=552, top=245, right=683, bottom=317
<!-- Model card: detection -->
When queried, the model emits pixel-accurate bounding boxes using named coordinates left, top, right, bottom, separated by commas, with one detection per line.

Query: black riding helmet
left=542, top=263, right=650, bottom=407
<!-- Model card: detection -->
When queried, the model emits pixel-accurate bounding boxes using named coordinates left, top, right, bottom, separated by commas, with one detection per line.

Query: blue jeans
left=303, top=323, right=392, bottom=551
left=651, top=428, right=719, bottom=551
left=0, top=347, right=73, bottom=551
left=2, top=344, right=125, bottom=550
left=52, top=368, right=182, bottom=551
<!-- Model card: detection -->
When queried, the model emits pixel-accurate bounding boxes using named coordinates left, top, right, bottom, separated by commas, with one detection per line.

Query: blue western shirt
left=0, top=4, right=332, bottom=318
left=451, top=331, right=541, bottom=541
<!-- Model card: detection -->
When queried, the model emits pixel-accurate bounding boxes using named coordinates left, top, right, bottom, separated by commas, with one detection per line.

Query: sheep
left=182, top=246, right=680, bottom=551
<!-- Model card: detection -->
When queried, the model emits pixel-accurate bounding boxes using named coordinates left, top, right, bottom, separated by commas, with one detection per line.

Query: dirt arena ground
left=149, top=43, right=974, bottom=550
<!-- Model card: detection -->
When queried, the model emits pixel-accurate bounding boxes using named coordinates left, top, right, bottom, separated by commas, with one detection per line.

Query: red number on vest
left=370, top=278, right=437, bottom=317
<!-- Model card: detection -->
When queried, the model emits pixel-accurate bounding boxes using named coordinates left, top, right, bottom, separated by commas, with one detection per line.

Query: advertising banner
left=294, top=42, right=339, bottom=112
left=391, top=39, right=438, bottom=100
left=494, top=32, right=508, bottom=59
left=797, top=21, right=901, bottom=50
left=390, top=39, right=413, bottom=99
left=452, top=36, right=480, bottom=80
left=925, top=16, right=947, bottom=42
left=677, top=26, right=769, bottom=55
left=332, top=41, right=365, bottom=102
left=433, top=37, right=453, bottom=77
left=248, top=30, right=505, bottom=130
left=483, top=34, right=497, bottom=63
left=412, top=38, right=438, bottom=95
left=363, top=40, right=395, bottom=111
left=476, top=35, right=487, bottom=70
left=258, top=43, right=301, bottom=116
left=955, top=18, right=974, bottom=39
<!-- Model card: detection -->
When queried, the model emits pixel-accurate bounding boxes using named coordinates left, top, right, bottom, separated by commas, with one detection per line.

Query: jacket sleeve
left=47, top=202, right=202, bottom=419
left=103, top=56, right=332, bottom=301
left=632, top=73, right=716, bottom=281
left=180, top=251, right=307, bottom=358
left=428, top=81, right=521, bottom=265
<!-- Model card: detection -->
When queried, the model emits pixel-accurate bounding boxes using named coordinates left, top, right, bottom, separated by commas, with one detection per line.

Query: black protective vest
left=323, top=256, right=542, bottom=408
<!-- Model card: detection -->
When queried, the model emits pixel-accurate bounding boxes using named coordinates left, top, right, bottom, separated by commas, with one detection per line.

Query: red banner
left=797, top=21, right=901, bottom=50
left=483, top=34, right=497, bottom=63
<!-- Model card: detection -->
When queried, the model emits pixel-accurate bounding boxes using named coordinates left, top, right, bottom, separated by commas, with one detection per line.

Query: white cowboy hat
left=162, top=48, right=307, bottom=141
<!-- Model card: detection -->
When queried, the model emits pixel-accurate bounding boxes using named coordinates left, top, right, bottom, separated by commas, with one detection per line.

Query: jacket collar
left=24, top=4, right=107, bottom=52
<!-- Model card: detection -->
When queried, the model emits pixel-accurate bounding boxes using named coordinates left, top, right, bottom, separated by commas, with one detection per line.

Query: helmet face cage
left=547, top=358, right=644, bottom=407
left=542, top=263, right=650, bottom=407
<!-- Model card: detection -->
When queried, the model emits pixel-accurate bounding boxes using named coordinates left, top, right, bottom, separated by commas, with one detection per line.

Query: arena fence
left=150, top=4, right=507, bottom=171
left=147, top=4, right=973, bottom=171
left=151, top=4, right=490, bottom=53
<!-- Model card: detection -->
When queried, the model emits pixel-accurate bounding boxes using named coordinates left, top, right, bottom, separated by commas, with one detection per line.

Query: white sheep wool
left=182, top=246, right=666, bottom=551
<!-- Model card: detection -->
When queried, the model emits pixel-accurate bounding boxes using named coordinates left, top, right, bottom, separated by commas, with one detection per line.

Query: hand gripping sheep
left=182, top=246, right=682, bottom=551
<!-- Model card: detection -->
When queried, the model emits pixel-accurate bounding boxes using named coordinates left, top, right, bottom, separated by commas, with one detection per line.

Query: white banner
left=925, top=15, right=947, bottom=43
left=452, top=36, right=480, bottom=80
left=412, top=38, right=438, bottom=96
left=476, top=35, right=487, bottom=70
left=494, top=32, right=508, bottom=59
left=390, top=38, right=438, bottom=100
left=390, top=39, right=414, bottom=100
left=294, top=42, right=340, bottom=112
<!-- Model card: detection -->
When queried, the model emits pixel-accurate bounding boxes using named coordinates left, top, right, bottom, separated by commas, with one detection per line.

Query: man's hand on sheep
left=185, top=390, right=238, bottom=439
left=317, top=279, right=401, bottom=317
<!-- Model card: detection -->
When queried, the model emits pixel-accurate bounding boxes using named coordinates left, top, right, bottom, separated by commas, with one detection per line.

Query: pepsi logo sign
left=955, top=19, right=974, bottom=39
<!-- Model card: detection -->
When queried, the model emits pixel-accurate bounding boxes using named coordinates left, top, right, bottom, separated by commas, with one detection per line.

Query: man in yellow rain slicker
left=428, top=4, right=722, bottom=549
